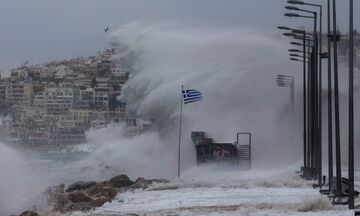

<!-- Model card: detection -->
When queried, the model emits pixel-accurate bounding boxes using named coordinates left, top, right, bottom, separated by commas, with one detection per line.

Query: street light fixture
left=288, top=0, right=305, bottom=4
left=278, top=26, right=291, bottom=30
left=290, top=42, right=312, bottom=47
left=290, top=58, right=302, bottom=62
left=285, top=6, right=300, bottom=10
left=288, top=0, right=321, bottom=9
left=294, top=35, right=314, bottom=41
left=290, top=57, right=309, bottom=63
left=289, top=49, right=302, bottom=53
left=285, top=5, right=316, bottom=16
left=283, top=32, right=297, bottom=37
left=291, top=30, right=313, bottom=36
left=277, top=75, right=294, bottom=80
left=278, top=26, right=314, bottom=45
left=290, top=53, right=306, bottom=57
left=278, top=26, right=309, bottom=35
left=284, top=12, right=315, bottom=19
left=290, top=42, right=313, bottom=49
left=290, top=53, right=308, bottom=58
left=284, top=12, right=300, bottom=17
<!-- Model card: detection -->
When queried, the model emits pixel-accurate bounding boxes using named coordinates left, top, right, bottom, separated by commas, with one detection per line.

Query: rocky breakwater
left=20, top=174, right=168, bottom=215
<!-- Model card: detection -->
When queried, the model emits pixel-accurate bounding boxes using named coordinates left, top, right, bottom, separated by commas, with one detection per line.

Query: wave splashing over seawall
left=109, top=23, right=303, bottom=171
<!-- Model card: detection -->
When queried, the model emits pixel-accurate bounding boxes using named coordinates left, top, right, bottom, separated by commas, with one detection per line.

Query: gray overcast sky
left=0, top=0, right=358, bottom=71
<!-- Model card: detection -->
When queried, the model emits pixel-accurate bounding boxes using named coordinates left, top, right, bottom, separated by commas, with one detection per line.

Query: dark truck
left=191, top=131, right=251, bottom=169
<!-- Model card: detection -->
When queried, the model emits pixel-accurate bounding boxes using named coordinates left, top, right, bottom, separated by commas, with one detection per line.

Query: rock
left=19, top=211, right=39, bottom=216
left=135, top=177, right=148, bottom=183
left=40, top=175, right=168, bottom=214
left=68, top=192, right=93, bottom=203
left=86, top=184, right=118, bottom=199
left=66, top=181, right=97, bottom=192
left=52, top=193, right=71, bottom=211
left=149, top=179, right=170, bottom=184
left=44, top=184, right=65, bottom=196
left=108, top=174, right=134, bottom=188
left=89, top=197, right=112, bottom=207
left=43, top=183, right=69, bottom=209
left=63, top=202, right=92, bottom=212
left=131, top=177, right=151, bottom=189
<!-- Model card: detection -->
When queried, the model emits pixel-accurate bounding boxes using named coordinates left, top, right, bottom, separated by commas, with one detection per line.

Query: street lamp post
left=348, top=0, right=354, bottom=209
left=290, top=35, right=308, bottom=175
left=326, top=0, right=333, bottom=196
left=332, top=0, right=342, bottom=199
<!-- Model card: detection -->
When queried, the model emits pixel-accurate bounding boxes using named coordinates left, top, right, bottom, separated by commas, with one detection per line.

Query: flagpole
left=178, top=85, right=184, bottom=178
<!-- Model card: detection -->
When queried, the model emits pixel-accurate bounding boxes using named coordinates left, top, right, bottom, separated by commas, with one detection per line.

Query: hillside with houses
left=0, top=49, right=151, bottom=150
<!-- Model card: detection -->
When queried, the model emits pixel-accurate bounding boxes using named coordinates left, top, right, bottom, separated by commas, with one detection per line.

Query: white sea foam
left=71, top=168, right=351, bottom=216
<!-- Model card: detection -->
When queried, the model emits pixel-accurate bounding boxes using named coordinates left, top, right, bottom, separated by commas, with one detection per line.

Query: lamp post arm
left=304, top=3, right=322, bottom=8
left=297, top=8, right=317, bottom=15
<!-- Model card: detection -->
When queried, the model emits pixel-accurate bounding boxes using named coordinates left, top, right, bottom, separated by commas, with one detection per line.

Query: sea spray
left=82, top=124, right=177, bottom=180
left=109, top=23, right=303, bottom=170
left=0, top=143, right=48, bottom=215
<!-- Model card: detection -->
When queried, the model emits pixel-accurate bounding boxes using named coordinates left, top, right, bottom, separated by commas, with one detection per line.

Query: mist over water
left=0, top=24, right=305, bottom=215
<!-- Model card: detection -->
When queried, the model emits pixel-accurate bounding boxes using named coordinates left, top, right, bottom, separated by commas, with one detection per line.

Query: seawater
left=23, top=149, right=92, bottom=184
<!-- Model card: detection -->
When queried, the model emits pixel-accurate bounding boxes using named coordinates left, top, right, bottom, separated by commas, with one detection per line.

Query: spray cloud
left=107, top=23, right=304, bottom=170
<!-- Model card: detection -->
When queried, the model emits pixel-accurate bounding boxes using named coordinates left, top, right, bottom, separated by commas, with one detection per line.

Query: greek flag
left=182, top=89, right=203, bottom=104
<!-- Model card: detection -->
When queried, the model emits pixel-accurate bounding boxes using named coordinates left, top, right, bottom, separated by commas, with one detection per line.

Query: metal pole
left=311, top=50, right=316, bottom=178
left=332, top=0, right=342, bottom=196
left=307, top=39, right=313, bottom=172
left=318, top=6, right=323, bottom=188
left=303, top=32, right=307, bottom=172
left=291, top=80, right=295, bottom=110
left=327, top=0, right=334, bottom=193
left=178, top=85, right=184, bottom=178
left=249, top=133, right=252, bottom=170
left=348, top=0, right=354, bottom=209
left=313, top=12, right=318, bottom=180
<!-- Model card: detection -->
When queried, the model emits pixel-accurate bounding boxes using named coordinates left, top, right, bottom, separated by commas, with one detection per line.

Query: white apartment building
left=10, top=68, right=28, bottom=79
left=0, top=79, right=7, bottom=100
left=34, top=86, right=74, bottom=115
left=5, top=81, right=33, bottom=104
left=96, top=77, right=110, bottom=87
left=94, top=87, right=110, bottom=110
left=50, top=65, right=75, bottom=79
left=33, top=66, right=50, bottom=80
left=77, top=79, right=93, bottom=89
left=69, top=109, right=92, bottom=128
left=72, top=88, right=94, bottom=109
